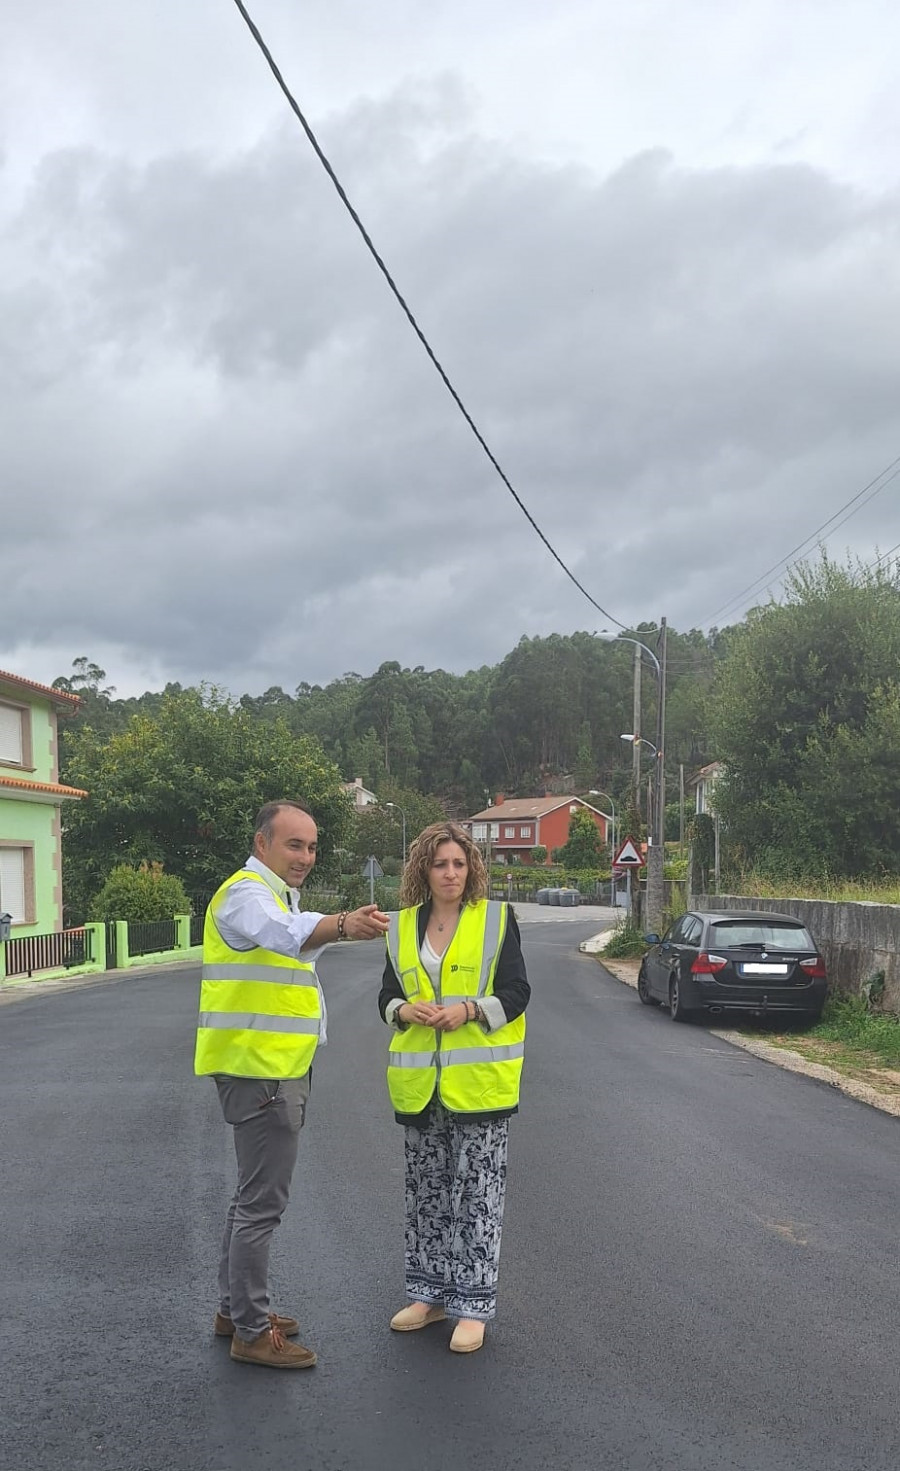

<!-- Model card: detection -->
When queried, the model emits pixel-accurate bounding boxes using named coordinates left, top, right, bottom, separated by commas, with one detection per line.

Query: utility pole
left=645, top=617, right=668, bottom=934
left=657, top=617, right=667, bottom=850
left=632, top=644, right=641, bottom=824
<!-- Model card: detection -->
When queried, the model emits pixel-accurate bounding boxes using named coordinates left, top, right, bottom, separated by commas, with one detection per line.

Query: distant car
left=637, top=910, right=827, bottom=1024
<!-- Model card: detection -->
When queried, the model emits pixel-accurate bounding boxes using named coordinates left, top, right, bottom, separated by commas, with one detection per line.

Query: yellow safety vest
left=194, top=869, right=322, bottom=1080
left=386, top=899, right=525, bottom=1115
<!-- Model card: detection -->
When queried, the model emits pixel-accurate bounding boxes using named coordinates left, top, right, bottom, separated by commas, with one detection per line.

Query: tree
left=710, top=554, right=900, bottom=877
left=347, top=786, right=447, bottom=867
left=555, top=807, right=605, bottom=868
left=59, top=687, right=349, bottom=921
left=574, top=721, right=594, bottom=792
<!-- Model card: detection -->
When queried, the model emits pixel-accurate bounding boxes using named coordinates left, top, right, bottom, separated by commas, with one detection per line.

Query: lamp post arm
left=610, top=635, right=661, bottom=678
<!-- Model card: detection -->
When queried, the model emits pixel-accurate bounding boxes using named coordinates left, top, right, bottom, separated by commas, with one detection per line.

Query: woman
left=378, top=820, right=530, bottom=1354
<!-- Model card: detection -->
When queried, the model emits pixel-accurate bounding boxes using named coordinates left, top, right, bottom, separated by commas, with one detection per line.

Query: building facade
left=462, top=794, right=610, bottom=864
left=0, top=671, right=86, bottom=935
left=342, top=776, right=379, bottom=810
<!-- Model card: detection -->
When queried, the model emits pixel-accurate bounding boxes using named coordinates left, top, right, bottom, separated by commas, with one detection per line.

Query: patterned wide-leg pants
left=403, top=1100, right=509, bottom=1322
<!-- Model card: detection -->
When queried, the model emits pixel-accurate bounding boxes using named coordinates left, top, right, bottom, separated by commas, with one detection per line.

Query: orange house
left=462, top=794, right=610, bottom=864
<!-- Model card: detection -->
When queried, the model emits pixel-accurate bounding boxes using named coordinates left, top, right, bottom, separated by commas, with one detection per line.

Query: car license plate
left=741, top=962, right=789, bottom=975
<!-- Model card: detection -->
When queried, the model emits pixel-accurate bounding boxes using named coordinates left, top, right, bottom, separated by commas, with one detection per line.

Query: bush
left=602, top=917, right=648, bottom=958
left=89, top=862, right=191, bottom=923
left=532, top=845, right=548, bottom=865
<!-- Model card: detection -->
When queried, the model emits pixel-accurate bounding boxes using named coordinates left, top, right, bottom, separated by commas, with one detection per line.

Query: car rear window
left=710, top=921, right=815, bottom=951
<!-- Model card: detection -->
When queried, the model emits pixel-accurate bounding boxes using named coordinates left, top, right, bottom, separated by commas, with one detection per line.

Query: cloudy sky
left=3, top=0, right=899, bottom=697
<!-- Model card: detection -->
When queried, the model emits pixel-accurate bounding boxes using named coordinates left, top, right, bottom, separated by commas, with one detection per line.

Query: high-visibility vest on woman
left=386, top=899, right=526, bottom=1115
left=194, top=869, right=322, bottom=1079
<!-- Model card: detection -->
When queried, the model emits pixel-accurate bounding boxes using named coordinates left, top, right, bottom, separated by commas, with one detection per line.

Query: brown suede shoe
left=215, top=1310, right=299, bottom=1338
left=230, top=1317, right=317, bottom=1370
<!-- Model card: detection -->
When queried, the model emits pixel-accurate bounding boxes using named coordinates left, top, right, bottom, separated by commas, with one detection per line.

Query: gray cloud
left=2, top=80, right=900, bottom=696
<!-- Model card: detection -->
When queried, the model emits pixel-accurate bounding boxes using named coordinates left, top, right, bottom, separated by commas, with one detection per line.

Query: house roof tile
left=0, top=670, right=81, bottom=708
left=0, top=775, right=88, bottom=800
left=466, top=796, right=601, bottom=821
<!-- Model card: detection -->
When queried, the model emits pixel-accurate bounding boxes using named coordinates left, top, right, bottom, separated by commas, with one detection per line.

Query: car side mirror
left=643, top=933, right=660, bottom=945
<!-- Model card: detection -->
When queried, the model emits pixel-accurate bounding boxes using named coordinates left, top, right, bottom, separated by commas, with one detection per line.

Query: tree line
left=52, top=553, right=900, bottom=920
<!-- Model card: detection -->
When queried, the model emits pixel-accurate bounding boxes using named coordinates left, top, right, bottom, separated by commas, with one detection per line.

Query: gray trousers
left=214, top=1073, right=310, bottom=1341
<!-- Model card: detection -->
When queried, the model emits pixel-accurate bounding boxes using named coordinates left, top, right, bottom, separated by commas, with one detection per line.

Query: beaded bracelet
left=337, top=910, right=348, bottom=940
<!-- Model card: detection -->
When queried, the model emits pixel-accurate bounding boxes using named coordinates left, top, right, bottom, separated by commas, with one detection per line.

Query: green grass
left=746, top=992, right=900, bottom=1075
left=808, top=994, right=900, bottom=1069
left=726, top=872, right=900, bottom=905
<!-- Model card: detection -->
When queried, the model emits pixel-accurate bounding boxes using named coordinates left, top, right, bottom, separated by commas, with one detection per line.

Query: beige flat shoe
left=449, top=1320, right=485, bottom=1354
left=390, top=1303, right=447, bottom=1332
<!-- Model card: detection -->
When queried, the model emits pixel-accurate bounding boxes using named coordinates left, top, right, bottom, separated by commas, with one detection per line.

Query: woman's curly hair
left=399, top=821, right=488, bottom=908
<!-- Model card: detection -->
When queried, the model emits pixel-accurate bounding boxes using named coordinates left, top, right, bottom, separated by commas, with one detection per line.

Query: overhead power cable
left=867, top=537, right=900, bottom=571
left=230, top=0, right=627, bottom=631
left=702, top=452, right=900, bottom=628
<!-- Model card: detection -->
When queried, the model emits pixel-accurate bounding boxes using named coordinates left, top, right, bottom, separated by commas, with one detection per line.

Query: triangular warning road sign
left=613, top=836, right=645, bottom=867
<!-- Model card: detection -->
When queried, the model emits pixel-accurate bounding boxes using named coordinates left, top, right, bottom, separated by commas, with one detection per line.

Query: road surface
left=2, top=918, right=899, bottom=1470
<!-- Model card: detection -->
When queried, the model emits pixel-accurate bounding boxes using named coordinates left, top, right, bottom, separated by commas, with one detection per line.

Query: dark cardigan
left=378, top=900, right=531, bottom=1125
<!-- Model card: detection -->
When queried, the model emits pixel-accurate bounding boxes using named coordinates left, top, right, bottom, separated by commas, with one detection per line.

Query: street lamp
left=604, top=624, right=670, bottom=932
left=602, top=631, right=666, bottom=845
left=620, top=735, right=662, bottom=843
left=588, top=789, right=617, bottom=857
left=385, top=802, right=408, bottom=866
left=620, top=733, right=658, bottom=756
left=609, top=635, right=660, bottom=676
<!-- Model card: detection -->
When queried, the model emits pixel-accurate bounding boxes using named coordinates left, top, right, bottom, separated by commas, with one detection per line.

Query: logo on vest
left=449, top=963, right=477, bottom=973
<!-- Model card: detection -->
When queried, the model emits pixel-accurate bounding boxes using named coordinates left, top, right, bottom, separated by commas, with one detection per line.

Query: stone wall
left=694, top=894, right=900, bottom=1010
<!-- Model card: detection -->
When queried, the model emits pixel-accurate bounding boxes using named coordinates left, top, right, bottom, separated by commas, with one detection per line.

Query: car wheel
left=637, top=963, right=658, bottom=1006
left=669, top=976, right=692, bottom=1023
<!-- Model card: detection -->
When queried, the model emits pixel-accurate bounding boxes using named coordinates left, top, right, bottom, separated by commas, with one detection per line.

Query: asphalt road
left=3, top=921, right=900, bottom=1471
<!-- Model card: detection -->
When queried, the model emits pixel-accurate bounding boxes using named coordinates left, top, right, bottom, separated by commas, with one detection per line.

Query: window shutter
left=0, top=848, right=26, bottom=922
left=0, top=704, right=23, bottom=763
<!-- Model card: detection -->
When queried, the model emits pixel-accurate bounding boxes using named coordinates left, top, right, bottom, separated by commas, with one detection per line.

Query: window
left=472, top=823, right=487, bottom=841
left=490, top=824, right=499, bottom=840
left=710, top=921, right=814, bottom=951
left=521, top=825, right=532, bottom=839
left=0, top=701, right=30, bottom=767
left=0, top=846, right=33, bottom=924
left=683, top=916, right=703, bottom=946
left=504, top=826, right=515, bottom=838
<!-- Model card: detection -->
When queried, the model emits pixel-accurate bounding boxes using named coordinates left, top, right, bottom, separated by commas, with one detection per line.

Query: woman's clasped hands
left=399, top=1001, right=474, bottom=1032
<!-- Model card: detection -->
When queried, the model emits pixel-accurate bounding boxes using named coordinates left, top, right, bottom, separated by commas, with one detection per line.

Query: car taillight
left=691, top=952, right=728, bottom=974
left=800, top=956, right=827, bottom=979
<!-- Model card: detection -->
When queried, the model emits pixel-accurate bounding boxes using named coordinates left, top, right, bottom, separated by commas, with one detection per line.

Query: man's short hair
left=254, top=799, right=314, bottom=844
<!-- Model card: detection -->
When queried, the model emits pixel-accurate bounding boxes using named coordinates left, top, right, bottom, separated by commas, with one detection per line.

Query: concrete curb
left=585, top=932, right=900, bottom=1121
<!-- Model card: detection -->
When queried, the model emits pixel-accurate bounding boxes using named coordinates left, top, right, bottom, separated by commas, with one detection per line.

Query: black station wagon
left=638, top=910, right=827, bottom=1025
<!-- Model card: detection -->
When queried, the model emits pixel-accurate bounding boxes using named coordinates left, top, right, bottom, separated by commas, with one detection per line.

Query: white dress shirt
left=214, top=854, right=329, bottom=1045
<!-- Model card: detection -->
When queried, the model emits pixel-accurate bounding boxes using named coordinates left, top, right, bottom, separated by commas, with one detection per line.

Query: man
left=194, top=798, right=390, bottom=1370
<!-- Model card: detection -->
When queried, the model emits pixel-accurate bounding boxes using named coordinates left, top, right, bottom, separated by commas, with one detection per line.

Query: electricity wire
left=230, top=0, right=628, bottom=631
left=867, top=537, right=900, bottom=571
left=702, top=453, right=900, bottom=627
